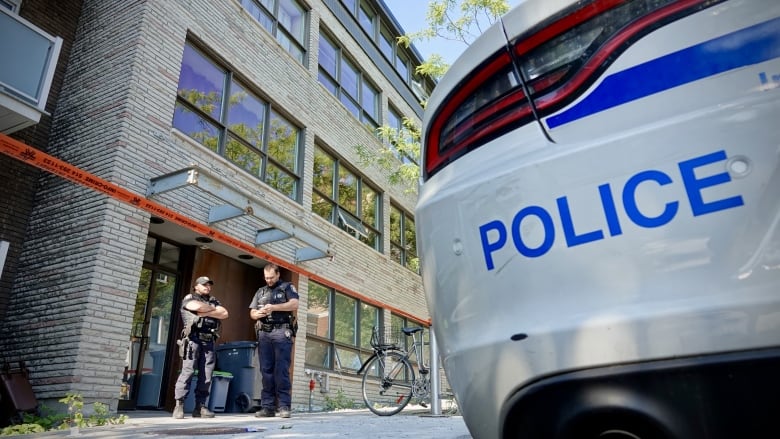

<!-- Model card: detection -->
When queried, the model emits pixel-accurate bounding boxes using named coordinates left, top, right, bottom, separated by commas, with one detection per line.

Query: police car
left=416, top=0, right=780, bottom=437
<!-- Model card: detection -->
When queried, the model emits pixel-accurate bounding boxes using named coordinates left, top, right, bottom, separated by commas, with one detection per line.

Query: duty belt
left=194, top=332, right=216, bottom=341
left=260, top=323, right=290, bottom=332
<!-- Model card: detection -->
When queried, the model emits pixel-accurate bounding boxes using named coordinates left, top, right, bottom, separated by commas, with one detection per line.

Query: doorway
left=119, top=236, right=181, bottom=410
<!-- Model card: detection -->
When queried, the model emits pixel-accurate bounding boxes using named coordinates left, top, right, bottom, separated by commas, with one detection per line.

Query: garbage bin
left=208, top=371, right=233, bottom=413
left=182, top=370, right=233, bottom=413
left=216, top=341, right=259, bottom=413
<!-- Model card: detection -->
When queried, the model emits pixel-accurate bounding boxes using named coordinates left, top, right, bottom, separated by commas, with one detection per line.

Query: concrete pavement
left=20, top=408, right=473, bottom=438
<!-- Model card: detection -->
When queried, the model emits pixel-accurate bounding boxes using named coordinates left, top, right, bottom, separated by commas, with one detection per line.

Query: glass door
left=119, top=237, right=180, bottom=409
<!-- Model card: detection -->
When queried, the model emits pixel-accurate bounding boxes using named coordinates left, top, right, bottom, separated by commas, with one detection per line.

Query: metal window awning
left=147, top=167, right=333, bottom=263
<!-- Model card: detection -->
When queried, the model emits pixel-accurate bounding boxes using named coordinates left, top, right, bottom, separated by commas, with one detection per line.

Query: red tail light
left=425, top=52, right=530, bottom=180
left=423, top=0, right=716, bottom=180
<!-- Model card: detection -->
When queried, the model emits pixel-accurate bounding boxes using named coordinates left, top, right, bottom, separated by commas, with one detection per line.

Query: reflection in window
left=396, top=51, right=409, bottom=83
left=306, top=281, right=331, bottom=338
left=390, top=204, right=418, bottom=272
left=385, top=105, right=416, bottom=165
left=173, top=42, right=301, bottom=201
left=340, top=0, right=356, bottom=13
left=312, top=145, right=381, bottom=250
left=358, top=2, right=376, bottom=38
left=338, top=0, right=435, bottom=99
left=304, top=280, right=380, bottom=373
left=379, top=27, right=394, bottom=62
left=317, top=32, right=380, bottom=130
left=240, top=0, right=308, bottom=63
left=360, top=303, right=378, bottom=350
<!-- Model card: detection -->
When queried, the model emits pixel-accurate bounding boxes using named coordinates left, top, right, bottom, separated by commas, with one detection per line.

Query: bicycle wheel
left=361, top=350, right=414, bottom=416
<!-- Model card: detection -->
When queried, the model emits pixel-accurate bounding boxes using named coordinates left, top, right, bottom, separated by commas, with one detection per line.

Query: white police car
left=416, top=0, right=780, bottom=437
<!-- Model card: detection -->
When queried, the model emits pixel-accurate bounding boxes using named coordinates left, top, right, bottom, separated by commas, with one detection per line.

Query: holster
left=177, top=338, right=187, bottom=358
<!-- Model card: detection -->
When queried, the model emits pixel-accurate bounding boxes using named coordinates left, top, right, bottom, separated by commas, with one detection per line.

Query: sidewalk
left=23, top=408, right=473, bottom=438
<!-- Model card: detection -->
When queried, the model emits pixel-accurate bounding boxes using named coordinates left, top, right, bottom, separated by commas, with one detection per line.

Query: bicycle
left=358, top=326, right=431, bottom=416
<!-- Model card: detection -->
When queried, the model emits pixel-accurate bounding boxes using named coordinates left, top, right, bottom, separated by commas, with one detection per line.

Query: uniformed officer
left=172, top=276, right=229, bottom=419
left=249, top=263, right=299, bottom=418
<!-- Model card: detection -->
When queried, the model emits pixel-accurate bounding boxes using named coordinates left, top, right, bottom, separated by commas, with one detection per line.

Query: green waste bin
left=182, top=370, right=232, bottom=413
left=208, top=371, right=233, bottom=413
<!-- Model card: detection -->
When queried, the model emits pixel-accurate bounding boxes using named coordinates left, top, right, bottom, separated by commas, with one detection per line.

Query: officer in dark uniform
left=172, top=276, right=229, bottom=419
left=249, top=263, right=299, bottom=418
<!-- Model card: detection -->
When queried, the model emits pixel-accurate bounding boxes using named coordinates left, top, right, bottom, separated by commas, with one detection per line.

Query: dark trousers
left=257, top=327, right=293, bottom=409
left=174, top=337, right=215, bottom=404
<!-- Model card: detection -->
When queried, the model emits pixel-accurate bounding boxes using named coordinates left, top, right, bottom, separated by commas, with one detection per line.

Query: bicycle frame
left=359, top=326, right=431, bottom=416
left=358, top=327, right=428, bottom=373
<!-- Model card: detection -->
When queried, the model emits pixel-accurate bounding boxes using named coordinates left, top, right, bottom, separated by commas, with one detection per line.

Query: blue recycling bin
left=216, top=341, right=259, bottom=413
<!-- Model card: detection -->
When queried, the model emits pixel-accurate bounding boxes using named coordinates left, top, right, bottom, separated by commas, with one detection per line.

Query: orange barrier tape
left=0, top=133, right=427, bottom=324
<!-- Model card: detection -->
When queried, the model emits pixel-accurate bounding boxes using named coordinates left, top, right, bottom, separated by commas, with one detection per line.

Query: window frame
left=378, top=25, right=395, bottom=63
left=173, top=42, right=303, bottom=202
left=390, top=203, right=418, bottom=272
left=305, top=281, right=382, bottom=373
left=0, top=0, right=21, bottom=12
left=385, top=104, right=417, bottom=165
left=317, top=31, right=381, bottom=130
left=395, top=50, right=410, bottom=83
left=358, top=0, right=377, bottom=39
left=312, top=145, right=383, bottom=251
left=239, top=0, right=309, bottom=64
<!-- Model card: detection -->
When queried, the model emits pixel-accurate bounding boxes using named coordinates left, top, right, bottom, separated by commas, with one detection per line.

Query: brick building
left=0, top=0, right=433, bottom=414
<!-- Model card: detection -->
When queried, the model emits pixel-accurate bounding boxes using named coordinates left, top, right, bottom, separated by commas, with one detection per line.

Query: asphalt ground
left=18, top=408, right=473, bottom=438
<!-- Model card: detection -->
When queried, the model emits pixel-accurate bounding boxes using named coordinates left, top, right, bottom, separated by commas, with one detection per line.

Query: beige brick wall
left=1, top=0, right=429, bottom=411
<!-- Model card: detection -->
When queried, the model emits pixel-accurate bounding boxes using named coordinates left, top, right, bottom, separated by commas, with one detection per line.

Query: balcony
left=0, top=7, right=62, bottom=134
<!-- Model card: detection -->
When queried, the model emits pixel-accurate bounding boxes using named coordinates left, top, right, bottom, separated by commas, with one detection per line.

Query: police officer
left=172, top=276, right=229, bottom=419
left=249, top=263, right=299, bottom=418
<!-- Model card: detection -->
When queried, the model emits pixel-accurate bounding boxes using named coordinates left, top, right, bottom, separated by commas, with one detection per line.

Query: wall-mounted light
left=238, top=254, right=253, bottom=260
left=195, top=237, right=213, bottom=244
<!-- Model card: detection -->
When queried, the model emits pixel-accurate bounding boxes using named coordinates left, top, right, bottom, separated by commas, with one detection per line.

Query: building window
left=312, top=146, right=381, bottom=250
left=340, top=0, right=356, bottom=13
left=0, top=0, right=20, bottom=12
left=390, top=203, right=418, bottom=272
left=240, top=0, right=308, bottom=64
left=358, top=1, right=376, bottom=39
left=386, top=105, right=418, bottom=165
left=395, top=50, right=410, bottom=83
left=379, top=26, right=394, bottom=62
left=305, top=281, right=381, bottom=372
left=337, top=0, right=434, bottom=100
left=318, top=32, right=380, bottom=130
left=173, top=43, right=301, bottom=201
left=386, top=106, right=401, bottom=141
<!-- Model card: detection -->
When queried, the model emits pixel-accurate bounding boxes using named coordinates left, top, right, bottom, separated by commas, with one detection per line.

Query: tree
left=399, top=0, right=510, bottom=81
left=356, top=0, right=510, bottom=195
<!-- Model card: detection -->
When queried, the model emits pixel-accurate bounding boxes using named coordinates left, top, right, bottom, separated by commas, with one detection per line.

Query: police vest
left=180, top=294, right=221, bottom=336
left=256, top=282, right=293, bottom=325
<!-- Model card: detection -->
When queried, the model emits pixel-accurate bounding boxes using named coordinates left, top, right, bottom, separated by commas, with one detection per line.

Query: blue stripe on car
left=546, top=17, right=780, bottom=129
